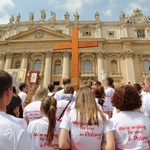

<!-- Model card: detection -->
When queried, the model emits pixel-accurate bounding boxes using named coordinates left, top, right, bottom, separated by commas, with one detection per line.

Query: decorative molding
left=62, top=51, right=70, bottom=57
left=35, top=29, right=43, bottom=39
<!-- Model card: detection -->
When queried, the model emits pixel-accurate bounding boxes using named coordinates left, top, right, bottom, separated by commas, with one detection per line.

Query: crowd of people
left=1, top=69, right=150, bottom=150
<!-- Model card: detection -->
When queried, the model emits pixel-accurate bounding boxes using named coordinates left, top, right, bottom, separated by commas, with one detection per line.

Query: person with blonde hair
left=59, top=87, right=115, bottom=150
left=23, top=85, right=48, bottom=124
left=23, top=85, right=38, bottom=108
left=27, top=96, right=60, bottom=150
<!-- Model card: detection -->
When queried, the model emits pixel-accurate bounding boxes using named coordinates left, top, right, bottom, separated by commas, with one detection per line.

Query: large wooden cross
left=53, top=27, right=98, bottom=90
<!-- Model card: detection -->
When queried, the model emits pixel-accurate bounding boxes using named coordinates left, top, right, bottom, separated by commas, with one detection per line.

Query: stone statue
left=95, top=11, right=100, bottom=21
left=73, top=12, right=79, bottom=22
left=50, top=11, right=56, bottom=21
left=9, top=15, right=14, bottom=24
left=40, top=9, right=46, bottom=21
left=29, top=12, right=34, bottom=21
left=64, top=12, right=70, bottom=21
left=126, top=17, right=132, bottom=24
left=119, top=11, right=125, bottom=21
left=16, top=13, right=21, bottom=23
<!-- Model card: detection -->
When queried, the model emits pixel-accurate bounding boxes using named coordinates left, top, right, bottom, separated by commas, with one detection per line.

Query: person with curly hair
left=111, top=85, right=150, bottom=149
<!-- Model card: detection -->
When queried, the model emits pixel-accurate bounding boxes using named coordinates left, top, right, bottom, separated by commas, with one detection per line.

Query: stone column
left=21, top=52, right=29, bottom=69
left=0, top=54, right=5, bottom=70
left=4, top=53, right=13, bottom=70
left=62, top=51, right=70, bottom=78
left=43, top=51, right=53, bottom=88
left=97, top=51, right=104, bottom=82
left=124, top=51, right=136, bottom=84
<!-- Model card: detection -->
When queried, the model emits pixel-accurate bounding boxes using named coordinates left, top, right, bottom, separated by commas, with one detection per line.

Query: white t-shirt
left=8, top=115, right=27, bottom=129
left=0, top=111, right=33, bottom=150
left=111, top=111, right=150, bottom=150
left=18, top=91, right=27, bottom=104
left=141, top=93, right=150, bottom=117
left=27, top=117, right=60, bottom=150
left=23, top=101, right=42, bottom=122
left=48, top=92, right=55, bottom=97
left=60, top=109, right=114, bottom=150
left=54, top=89, right=77, bottom=101
left=95, top=97, right=112, bottom=114
left=56, top=94, right=75, bottom=120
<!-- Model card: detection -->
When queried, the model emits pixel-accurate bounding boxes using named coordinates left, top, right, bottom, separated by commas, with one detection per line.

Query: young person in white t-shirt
left=111, top=85, right=150, bottom=150
left=94, top=86, right=112, bottom=118
left=27, top=96, right=60, bottom=150
left=47, top=84, right=56, bottom=97
left=6, top=94, right=27, bottom=129
left=141, top=75, right=150, bottom=119
left=23, top=85, right=48, bottom=124
left=54, top=78, right=77, bottom=101
left=0, top=70, right=33, bottom=150
left=56, top=85, right=75, bottom=121
left=59, top=86, right=115, bottom=150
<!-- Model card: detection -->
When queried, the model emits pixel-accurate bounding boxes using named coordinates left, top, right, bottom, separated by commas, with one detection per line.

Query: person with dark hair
left=111, top=85, right=150, bottom=149
left=59, top=87, right=115, bottom=150
left=92, top=80, right=101, bottom=92
left=47, top=84, right=56, bottom=96
left=133, top=83, right=142, bottom=95
left=13, top=86, right=17, bottom=94
left=18, top=82, right=28, bottom=118
left=94, top=86, right=112, bottom=118
left=0, top=70, right=33, bottom=150
left=6, top=94, right=21, bottom=117
left=27, top=96, right=60, bottom=150
left=54, top=77, right=77, bottom=101
left=105, top=77, right=114, bottom=113
left=18, top=82, right=28, bottom=104
left=6, top=94, right=27, bottom=129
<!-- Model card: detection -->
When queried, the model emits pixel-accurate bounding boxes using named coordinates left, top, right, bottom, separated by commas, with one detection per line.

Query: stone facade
left=0, top=8, right=150, bottom=87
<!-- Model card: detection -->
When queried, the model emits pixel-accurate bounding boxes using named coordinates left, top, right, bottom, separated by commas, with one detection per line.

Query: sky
left=0, top=0, right=150, bottom=24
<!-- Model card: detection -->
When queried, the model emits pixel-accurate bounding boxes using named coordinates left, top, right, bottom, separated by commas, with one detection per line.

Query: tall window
left=143, top=61, right=150, bottom=74
left=84, top=60, right=92, bottom=72
left=14, top=60, right=21, bottom=69
left=55, top=60, right=61, bottom=73
left=111, top=60, right=118, bottom=72
left=34, top=59, right=41, bottom=71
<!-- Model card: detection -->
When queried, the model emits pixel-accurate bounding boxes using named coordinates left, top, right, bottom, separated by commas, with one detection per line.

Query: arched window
left=34, top=59, right=41, bottom=71
left=143, top=61, right=150, bottom=74
left=55, top=59, right=61, bottom=73
left=111, top=60, right=118, bottom=72
left=84, top=60, right=92, bottom=72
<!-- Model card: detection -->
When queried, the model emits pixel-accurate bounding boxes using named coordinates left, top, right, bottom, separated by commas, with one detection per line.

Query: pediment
left=5, top=26, right=71, bottom=41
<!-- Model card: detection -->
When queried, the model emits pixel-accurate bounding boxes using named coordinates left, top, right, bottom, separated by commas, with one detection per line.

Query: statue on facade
left=29, top=12, right=34, bottom=22
left=64, top=12, right=70, bottom=21
left=40, top=9, right=46, bottom=21
left=119, top=11, right=125, bottom=21
left=9, top=15, right=14, bottom=24
left=50, top=11, right=56, bottom=21
left=73, top=12, right=79, bottom=22
left=95, top=11, right=100, bottom=21
left=16, top=13, right=21, bottom=23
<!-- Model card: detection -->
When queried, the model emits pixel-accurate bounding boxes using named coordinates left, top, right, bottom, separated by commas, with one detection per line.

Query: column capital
left=62, top=51, right=70, bottom=57
left=22, top=51, right=30, bottom=58
left=6, top=52, right=13, bottom=58
left=45, top=51, right=53, bottom=58
left=0, top=54, right=5, bottom=60
left=97, top=50, right=105, bottom=58
left=123, top=50, right=134, bottom=58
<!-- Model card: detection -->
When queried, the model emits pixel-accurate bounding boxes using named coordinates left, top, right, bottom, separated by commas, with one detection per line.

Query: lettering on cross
left=53, top=27, right=98, bottom=90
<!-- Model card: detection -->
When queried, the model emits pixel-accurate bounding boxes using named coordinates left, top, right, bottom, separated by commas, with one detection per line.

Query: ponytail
left=46, top=99, right=57, bottom=145
left=41, top=96, right=57, bottom=145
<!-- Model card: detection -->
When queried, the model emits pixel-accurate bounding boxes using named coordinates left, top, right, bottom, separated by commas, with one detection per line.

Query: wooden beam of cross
left=53, top=27, right=98, bottom=90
